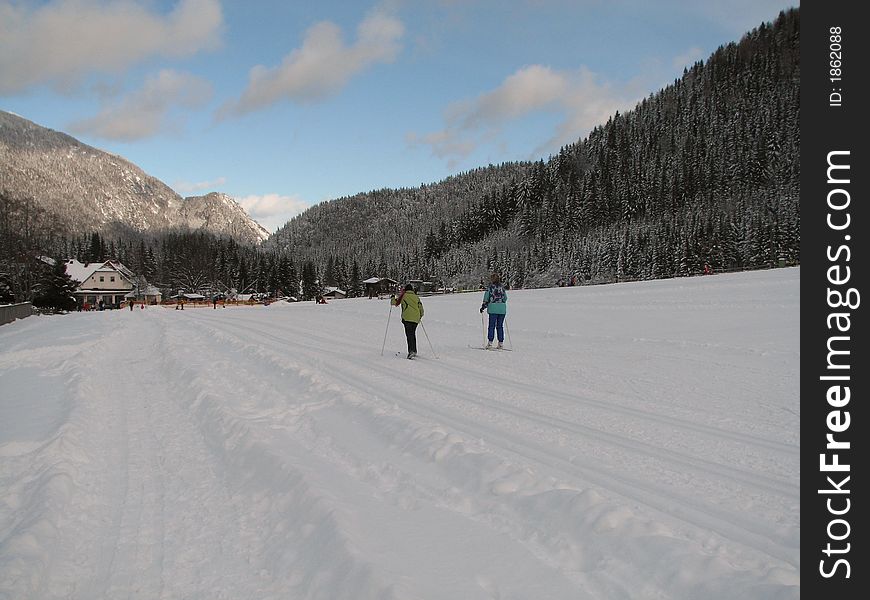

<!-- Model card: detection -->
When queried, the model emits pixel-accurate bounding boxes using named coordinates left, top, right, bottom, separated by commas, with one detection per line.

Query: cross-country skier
left=393, top=283, right=424, bottom=359
left=480, top=273, right=508, bottom=349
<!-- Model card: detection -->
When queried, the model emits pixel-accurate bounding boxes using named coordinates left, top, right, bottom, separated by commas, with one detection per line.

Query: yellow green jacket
left=393, top=290, right=424, bottom=323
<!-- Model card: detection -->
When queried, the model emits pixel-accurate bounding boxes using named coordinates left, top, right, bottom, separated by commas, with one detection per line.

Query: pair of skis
left=478, top=313, right=513, bottom=352
left=394, top=346, right=513, bottom=359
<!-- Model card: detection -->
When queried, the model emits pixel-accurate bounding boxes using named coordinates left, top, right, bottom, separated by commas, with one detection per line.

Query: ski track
left=183, top=314, right=799, bottom=567
left=0, top=269, right=800, bottom=599
left=195, top=313, right=796, bottom=497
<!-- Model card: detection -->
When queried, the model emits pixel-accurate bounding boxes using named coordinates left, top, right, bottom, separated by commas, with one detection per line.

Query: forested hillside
left=0, top=110, right=269, bottom=245
left=270, top=9, right=799, bottom=288
left=1, top=10, right=799, bottom=304
left=0, top=196, right=289, bottom=302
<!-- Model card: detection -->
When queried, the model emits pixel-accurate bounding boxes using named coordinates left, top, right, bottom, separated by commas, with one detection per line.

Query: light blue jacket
left=482, top=284, right=507, bottom=315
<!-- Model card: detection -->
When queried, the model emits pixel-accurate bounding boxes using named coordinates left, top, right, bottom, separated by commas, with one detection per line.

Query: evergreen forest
left=1, top=9, right=799, bottom=303
left=271, top=9, right=800, bottom=290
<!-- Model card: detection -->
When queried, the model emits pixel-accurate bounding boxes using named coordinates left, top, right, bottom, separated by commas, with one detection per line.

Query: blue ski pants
left=488, top=313, right=505, bottom=343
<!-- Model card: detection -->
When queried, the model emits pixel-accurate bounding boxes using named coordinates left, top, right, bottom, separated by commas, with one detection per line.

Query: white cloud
left=69, top=70, right=212, bottom=141
left=405, top=130, right=478, bottom=165
left=672, top=47, right=704, bottom=71
left=542, top=67, right=647, bottom=152
left=237, top=194, right=311, bottom=232
left=0, top=0, right=222, bottom=95
left=449, top=65, right=570, bottom=131
left=174, top=176, right=228, bottom=195
left=411, top=64, right=642, bottom=166
left=220, top=12, right=404, bottom=117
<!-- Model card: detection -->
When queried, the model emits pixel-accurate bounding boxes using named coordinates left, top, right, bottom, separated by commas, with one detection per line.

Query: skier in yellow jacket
left=392, top=283, right=424, bottom=359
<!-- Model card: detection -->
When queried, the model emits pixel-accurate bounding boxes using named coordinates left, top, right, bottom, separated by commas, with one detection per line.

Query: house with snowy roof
left=322, top=286, right=346, bottom=299
left=169, top=293, right=206, bottom=302
left=408, top=280, right=436, bottom=294
left=63, top=259, right=146, bottom=308
left=126, top=284, right=163, bottom=305
left=362, top=277, right=397, bottom=298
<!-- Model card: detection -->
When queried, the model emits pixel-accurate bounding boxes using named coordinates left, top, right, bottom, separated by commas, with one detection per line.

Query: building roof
left=363, top=277, right=397, bottom=284
left=76, top=288, right=134, bottom=294
left=125, top=285, right=162, bottom=298
left=64, top=259, right=134, bottom=284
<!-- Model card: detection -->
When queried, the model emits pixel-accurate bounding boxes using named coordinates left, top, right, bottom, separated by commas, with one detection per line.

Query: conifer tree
left=32, top=258, right=78, bottom=312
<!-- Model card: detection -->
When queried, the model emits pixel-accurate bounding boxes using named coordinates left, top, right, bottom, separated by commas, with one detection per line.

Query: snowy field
left=0, top=268, right=800, bottom=599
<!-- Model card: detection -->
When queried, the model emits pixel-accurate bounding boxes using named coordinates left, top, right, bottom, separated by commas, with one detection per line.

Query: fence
left=0, top=302, right=35, bottom=326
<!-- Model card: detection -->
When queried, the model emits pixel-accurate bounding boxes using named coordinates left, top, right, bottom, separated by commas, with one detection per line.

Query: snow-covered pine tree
left=32, top=258, right=78, bottom=313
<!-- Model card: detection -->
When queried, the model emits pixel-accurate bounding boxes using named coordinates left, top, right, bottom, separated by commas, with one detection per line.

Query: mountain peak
left=0, top=110, right=269, bottom=246
left=182, top=192, right=270, bottom=243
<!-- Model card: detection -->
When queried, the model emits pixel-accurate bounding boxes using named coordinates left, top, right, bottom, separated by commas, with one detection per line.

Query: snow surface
left=0, top=269, right=800, bottom=599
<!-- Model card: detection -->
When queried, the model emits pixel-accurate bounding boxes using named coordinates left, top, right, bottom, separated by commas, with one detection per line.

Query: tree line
left=271, top=9, right=800, bottom=289
left=0, top=199, right=362, bottom=306
left=2, top=9, right=800, bottom=308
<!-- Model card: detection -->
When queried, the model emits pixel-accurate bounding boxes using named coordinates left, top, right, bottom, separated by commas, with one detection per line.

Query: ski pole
left=380, top=302, right=393, bottom=356
left=481, top=311, right=487, bottom=347
left=505, top=320, right=514, bottom=350
left=420, top=322, right=438, bottom=359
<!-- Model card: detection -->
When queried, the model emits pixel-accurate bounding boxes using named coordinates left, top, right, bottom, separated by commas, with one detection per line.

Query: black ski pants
left=402, top=319, right=418, bottom=354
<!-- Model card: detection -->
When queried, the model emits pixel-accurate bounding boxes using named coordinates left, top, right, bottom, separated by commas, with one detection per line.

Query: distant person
left=129, top=299, right=134, bottom=311
left=213, top=296, right=218, bottom=309
left=480, top=273, right=508, bottom=349
left=393, top=283, right=424, bottom=359
left=98, top=299, right=104, bottom=311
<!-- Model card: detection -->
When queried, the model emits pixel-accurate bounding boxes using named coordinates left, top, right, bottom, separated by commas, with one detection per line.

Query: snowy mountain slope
left=181, top=192, right=270, bottom=244
left=0, top=110, right=267, bottom=245
left=0, top=268, right=800, bottom=599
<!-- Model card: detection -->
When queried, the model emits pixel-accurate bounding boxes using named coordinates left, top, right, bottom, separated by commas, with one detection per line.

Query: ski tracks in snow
left=1, top=270, right=800, bottom=599
left=173, top=301, right=799, bottom=599
left=1, top=312, right=265, bottom=599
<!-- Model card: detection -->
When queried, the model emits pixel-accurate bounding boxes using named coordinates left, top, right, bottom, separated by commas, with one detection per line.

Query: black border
left=801, top=1, right=867, bottom=595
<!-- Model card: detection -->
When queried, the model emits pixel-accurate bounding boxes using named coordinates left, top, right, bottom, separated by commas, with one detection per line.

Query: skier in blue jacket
left=480, top=273, right=508, bottom=349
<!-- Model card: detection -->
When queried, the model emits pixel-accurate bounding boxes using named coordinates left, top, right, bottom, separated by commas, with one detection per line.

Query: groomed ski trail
left=0, top=269, right=800, bottom=599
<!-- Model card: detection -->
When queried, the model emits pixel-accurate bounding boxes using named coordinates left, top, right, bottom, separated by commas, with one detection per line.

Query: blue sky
left=1, top=0, right=796, bottom=231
